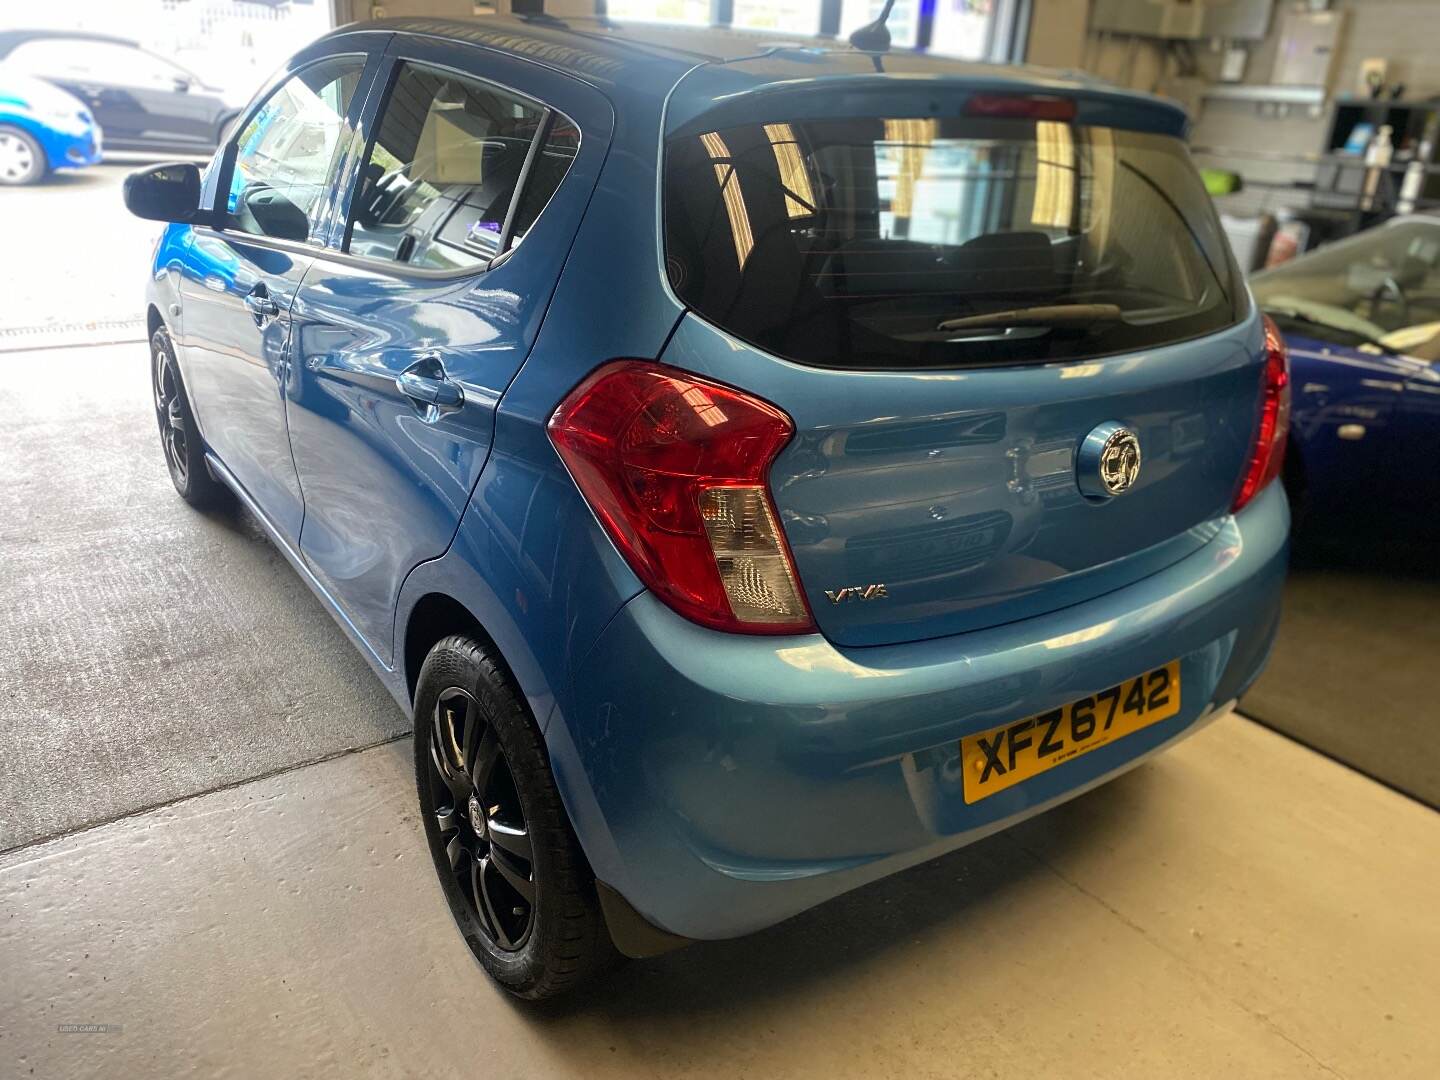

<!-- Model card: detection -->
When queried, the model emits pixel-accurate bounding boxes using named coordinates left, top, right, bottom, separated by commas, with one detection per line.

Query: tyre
left=0, top=125, right=46, bottom=186
left=414, top=634, right=614, bottom=999
left=151, top=327, right=229, bottom=509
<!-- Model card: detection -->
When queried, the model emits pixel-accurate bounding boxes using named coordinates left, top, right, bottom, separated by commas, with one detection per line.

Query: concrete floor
left=3, top=719, right=1437, bottom=1079
left=3, top=164, right=1439, bottom=1079
left=0, top=165, right=160, bottom=349
left=1242, top=545, right=1440, bottom=808
left=0, top=341, right=405, bottom=850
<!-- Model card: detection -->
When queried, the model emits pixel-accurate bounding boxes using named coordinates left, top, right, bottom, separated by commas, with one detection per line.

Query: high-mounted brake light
left=548, top=361, right=815, bottom=635
left=1232, top=315, right=1291, bottom=513
left=964, top=94, right=1077, bottom=121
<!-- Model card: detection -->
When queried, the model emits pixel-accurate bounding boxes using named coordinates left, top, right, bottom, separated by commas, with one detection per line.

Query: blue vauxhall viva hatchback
left=124, top=15, right=1289, bottom=999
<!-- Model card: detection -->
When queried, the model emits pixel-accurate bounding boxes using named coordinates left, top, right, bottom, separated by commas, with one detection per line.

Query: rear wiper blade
left=937, top=303, right=1124, bottom=333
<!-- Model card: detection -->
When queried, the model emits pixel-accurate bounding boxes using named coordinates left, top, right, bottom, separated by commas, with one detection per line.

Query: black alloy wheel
left=414, top=635, right=614, bottom=999
left=153, top=338, right=190, bottom=491
left=150, top=328, right=227, bottom=509
left=426, top=685, right=536, bottom=950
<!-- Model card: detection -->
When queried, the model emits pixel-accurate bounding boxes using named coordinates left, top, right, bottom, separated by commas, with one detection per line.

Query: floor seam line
left=0, top=731, right=412, bottom=859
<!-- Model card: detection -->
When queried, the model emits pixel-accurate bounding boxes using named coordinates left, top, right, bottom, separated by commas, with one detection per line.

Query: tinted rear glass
left=664, top=116, right=1244, bottom=369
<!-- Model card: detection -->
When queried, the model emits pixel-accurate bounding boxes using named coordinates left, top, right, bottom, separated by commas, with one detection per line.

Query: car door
left=1286, top=336, right=1407, bottom=522
left=8, top=39, right=177, bottom=146
left=5, top=38, right=133, bottom=140
left=126, top=48, right=222, bottom=147
left=284, top=42, right=610, bottom=664
left=1394, top=346, right=1440, bottom=532
left=175, top=51, right=376, bottom=543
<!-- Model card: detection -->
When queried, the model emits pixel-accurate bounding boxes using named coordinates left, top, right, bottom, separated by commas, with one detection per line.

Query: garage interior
left=2, top=1, right=1437, bottom=1077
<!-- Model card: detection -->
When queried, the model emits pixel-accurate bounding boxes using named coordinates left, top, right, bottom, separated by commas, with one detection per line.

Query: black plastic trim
left=596, top=881, right=694, bottom=958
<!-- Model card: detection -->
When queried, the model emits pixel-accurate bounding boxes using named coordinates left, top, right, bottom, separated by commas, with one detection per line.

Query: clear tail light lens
left=548, top=361, right=814, bottom=634
left=1232, top=314, right=1291, bottom=513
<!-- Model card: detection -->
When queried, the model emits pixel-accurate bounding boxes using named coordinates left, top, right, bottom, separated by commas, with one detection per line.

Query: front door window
left=224, top=56, right=367, bottom=243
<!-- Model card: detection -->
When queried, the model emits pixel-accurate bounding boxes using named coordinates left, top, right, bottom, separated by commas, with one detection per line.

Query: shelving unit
left=1200, top=84, right=1326, bottom=106
left=1312, top=96, right=1440, bottom=216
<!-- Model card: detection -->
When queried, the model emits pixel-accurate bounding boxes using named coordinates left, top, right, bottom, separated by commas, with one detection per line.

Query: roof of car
left=321, top=14, right=1188, bottom=135
left=0, top=30, right=140, bottom=57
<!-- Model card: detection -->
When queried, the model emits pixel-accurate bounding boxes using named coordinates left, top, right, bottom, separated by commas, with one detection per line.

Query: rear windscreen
left=664, top=117, right=1245, bottom=369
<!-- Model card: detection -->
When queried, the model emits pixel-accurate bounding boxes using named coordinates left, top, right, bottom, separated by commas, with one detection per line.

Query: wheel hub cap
left=0, top=134, right=33, bottom=180
left=152, top=344, right=189, bottom=487
left=424, top=686, right=536, bottom=952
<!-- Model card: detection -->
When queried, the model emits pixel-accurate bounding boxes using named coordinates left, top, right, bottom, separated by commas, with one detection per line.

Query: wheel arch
left=147, top=304, right=164, bottom=338
left=403, top=592, right=509, bottom=708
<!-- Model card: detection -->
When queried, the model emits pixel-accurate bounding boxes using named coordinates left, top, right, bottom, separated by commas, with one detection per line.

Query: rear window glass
left=664, top=116, right=1245, bottom=369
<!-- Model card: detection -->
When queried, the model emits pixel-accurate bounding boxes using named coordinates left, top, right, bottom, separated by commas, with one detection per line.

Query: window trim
left=334, top=55, right=581, bottom=281
left=498, top=109, right=554, bottom=254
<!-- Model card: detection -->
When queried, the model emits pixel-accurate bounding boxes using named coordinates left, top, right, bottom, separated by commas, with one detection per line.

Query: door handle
left=243, top=288, right=280, bottom=323
left=396, top=360, right=464, bottom=412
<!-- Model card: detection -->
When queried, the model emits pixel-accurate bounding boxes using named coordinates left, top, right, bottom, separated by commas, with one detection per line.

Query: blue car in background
left=0, top=66, right=101, bottom=185
left=1252, top=217, right=1440, bottom=537
left=122, top=15, right=1289, bottom=999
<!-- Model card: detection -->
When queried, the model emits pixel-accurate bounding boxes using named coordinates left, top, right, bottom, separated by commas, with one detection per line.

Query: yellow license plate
left=960, top=661, right=1181, bottom=804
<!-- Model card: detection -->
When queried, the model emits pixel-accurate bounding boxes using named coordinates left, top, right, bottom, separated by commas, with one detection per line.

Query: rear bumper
left=556, top=481, right=1289, bottom=941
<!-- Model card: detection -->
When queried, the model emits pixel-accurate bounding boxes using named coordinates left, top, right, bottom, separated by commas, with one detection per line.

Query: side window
left=10, top=40, right=181, bottom=88
left=504, top=116, right=580, bottom=252
left=345, top=62, right=574, bottom=271
left=224, top=56, right=365, bottom=243
left=10, top=40, right=126, bottom=82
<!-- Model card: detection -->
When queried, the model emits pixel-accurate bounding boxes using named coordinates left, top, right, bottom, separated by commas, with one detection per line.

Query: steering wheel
left=356, top=167, right=409, bottom=229
left=1367, top=273, right=1411, bottom=324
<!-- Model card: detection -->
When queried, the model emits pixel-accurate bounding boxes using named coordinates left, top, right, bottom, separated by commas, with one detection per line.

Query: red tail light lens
left=964, top=94, right=1077, bottom=121
left=548, top=361, right=815, bottom=635
left=1232, top=315, right=1291, bottom=513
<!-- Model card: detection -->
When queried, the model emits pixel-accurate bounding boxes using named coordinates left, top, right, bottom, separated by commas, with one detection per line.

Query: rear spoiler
left=665, top=73, right=1191, bottom=141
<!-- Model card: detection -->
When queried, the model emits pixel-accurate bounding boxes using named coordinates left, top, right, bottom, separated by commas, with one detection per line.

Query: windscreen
left=664, top=116, right=1245, bottom=368
left=1252, top=220, right=1440, bottom=358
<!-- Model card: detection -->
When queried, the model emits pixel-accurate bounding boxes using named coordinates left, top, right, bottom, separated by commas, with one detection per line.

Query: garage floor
left=1242, top=546, right=1440, bottom=808
left=3, top=167, right=1438, bottom=1078
left=0, top=341, right=405, bottom=851
left=4, top=715, right=1437, bottom=1078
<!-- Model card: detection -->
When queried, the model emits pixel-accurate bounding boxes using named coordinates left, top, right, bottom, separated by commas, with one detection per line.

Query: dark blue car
left=1252, top=217, right=1440, bottom=537
left=0, top=67, right=101, bottom=185
left=123, top=15, right=1289, bottom=998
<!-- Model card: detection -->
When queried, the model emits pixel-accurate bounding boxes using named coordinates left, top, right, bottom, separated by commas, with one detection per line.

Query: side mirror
left=123, top=162, right=210, bottom=225
left=173, top=75, right=192, bottom=94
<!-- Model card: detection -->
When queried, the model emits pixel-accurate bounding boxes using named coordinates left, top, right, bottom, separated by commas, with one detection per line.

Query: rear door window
left=344, top=61, right=578, bottom=271
left=664, top=115, right=1245, bottom=369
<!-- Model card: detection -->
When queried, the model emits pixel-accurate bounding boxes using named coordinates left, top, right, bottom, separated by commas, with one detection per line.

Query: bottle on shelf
left=1361, top=124, right=1394, bottom=211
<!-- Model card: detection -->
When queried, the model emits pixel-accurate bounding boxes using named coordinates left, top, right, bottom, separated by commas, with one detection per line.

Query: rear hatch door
left=660, top=78, right=1263, bottom=647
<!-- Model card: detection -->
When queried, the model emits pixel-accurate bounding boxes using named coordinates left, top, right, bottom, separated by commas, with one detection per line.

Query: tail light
left=548, top=361, right=815, bottom=635
left=1232, top=315, right=1291, bottom=513
left=964, top=94, right=1077, bottom=121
